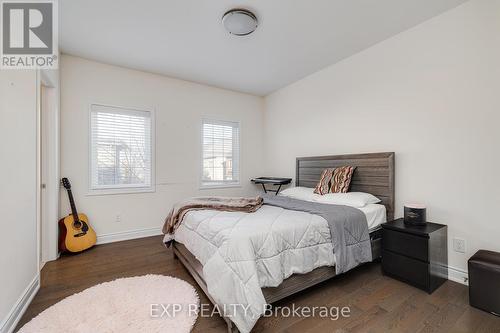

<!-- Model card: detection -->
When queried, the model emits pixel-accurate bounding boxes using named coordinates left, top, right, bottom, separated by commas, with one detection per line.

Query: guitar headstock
left=61, top=177, right=71, bottom=190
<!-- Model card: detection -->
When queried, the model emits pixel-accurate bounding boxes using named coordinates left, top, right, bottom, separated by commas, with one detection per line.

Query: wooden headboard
left=296, top=152, right=395, bottom=221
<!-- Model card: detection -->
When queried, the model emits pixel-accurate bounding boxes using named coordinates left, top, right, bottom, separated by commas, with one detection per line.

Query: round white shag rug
left=19, top=275, right=199, bottom=333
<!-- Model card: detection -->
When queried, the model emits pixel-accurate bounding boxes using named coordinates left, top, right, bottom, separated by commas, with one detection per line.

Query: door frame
left=36, top=69, right=60, bottom=269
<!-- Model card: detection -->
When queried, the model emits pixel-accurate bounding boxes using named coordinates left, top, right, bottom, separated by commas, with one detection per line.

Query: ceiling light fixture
left=222, top=9, right=258, bottom=36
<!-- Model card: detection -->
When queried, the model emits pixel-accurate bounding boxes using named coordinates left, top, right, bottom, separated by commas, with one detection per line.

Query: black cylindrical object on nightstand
left=404, top=204, right=426, bottom=226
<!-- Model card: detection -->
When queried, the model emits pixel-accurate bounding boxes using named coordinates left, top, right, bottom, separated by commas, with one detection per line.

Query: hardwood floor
left=17, top=236, right=500, bottom=332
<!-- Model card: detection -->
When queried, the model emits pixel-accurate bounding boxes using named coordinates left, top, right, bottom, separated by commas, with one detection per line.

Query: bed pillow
left=279, top=187, right=318, bottom=201
left=330, top=166, right=356, bottom=193
left=313, top=168, right=335, bottom=195
left=313, top=192, right=380, bottom=208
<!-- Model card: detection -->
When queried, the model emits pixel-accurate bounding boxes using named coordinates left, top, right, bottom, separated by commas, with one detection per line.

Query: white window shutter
left=201, top=119, right=240, bottom=187
left=90, top=104, right=153, bottom=192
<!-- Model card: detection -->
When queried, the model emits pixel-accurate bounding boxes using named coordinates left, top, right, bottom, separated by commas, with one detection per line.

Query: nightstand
left=381, top=219, right=448, bottom=293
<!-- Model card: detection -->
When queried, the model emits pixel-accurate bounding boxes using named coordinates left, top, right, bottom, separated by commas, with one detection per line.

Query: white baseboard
left=0, top=274, right=40, bottom=333
left=448, top=265, right=468, bottom=285
left=96, top=227, right=162, bottom=245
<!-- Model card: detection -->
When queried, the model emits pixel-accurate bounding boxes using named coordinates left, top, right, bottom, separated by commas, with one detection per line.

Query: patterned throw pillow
left=313, top=168, right=335, bottom=195
left=330, top=166, right=356, bottom=193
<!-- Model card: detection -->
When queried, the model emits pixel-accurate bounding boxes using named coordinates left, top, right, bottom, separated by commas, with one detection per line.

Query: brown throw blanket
left=162, top=196, right=263, bottom=235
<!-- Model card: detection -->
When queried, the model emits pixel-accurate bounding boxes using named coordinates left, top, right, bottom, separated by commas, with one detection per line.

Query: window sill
left=86, top=187, right=155, bottom=196
left=199, top=183, right=241, bottom=190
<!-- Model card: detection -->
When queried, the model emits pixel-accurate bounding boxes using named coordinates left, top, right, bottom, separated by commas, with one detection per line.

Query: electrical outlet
left=453, top=238, right=466, bottom=253
left=115, top=214, right=122, bottom=223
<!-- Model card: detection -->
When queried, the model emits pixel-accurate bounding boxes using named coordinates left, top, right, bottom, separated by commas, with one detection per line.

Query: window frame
left=200, top=117, right=241, bottom=190
left=87, top=103, right=156, bottom=196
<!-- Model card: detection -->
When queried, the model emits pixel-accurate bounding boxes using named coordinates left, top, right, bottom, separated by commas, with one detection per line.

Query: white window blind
left=90, top=104, right=153, bottom=192
left=201, top=119, right=240, bottom=187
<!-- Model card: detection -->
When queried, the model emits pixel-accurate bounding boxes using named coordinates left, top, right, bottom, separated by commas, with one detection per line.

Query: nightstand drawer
left=382, top=250, right=429, bottom=290
left=382, top=228, right=428, bottom=262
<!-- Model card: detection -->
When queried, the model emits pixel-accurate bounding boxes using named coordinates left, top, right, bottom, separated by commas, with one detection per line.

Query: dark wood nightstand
left=381, top=218, right=448, bottom=293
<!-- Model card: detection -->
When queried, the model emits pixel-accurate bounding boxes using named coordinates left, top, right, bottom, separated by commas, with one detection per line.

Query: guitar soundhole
left=73, top=221, right=82, bottom=229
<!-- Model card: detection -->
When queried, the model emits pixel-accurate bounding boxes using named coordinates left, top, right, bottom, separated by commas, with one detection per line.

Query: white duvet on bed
left=173, top=202, right=385, bottom=332
left=175, top=205, right=336, bottom=286
left=174, top=205, right=335, bottom=332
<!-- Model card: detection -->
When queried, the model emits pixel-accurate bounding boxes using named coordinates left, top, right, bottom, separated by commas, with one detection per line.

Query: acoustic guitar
left=59, top=178, right=97, bottom=253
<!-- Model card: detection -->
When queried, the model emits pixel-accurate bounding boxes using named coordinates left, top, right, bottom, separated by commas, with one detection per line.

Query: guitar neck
left=66, top=189, right=79, bottom=222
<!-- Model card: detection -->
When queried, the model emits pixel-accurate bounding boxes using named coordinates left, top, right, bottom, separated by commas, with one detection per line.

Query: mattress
left=359, top=203, right=387, bottom=231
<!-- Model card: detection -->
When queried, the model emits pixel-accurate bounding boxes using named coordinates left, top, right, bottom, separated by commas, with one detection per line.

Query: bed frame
left=172, top=152, right=395, bottom=332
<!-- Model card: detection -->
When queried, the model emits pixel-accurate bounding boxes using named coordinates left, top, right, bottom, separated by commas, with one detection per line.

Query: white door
left=40, top=85, right=48, bottom=268
left=39, top=81, right=59, bottom=267
left=37, top=71, right=60, bottom=270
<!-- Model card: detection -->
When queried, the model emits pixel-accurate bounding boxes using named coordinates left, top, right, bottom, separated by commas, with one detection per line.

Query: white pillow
left=313, top=192, right=381, bottom=208
left=279, top=187, right=318, bottom=201
left=279, top=187, right=380, bottom=208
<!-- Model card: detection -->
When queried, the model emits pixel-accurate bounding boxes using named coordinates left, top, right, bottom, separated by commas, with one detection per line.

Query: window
left=201, top=119, right=240, bottom=188
left=89, top=104, right=154, bottom=194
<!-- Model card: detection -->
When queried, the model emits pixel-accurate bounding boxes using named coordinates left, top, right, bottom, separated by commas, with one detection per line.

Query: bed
left=170, top=152, right=395, bottom=333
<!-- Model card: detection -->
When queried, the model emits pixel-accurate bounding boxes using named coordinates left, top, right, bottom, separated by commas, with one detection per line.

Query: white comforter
left=174, top=205, right=335, bottom=332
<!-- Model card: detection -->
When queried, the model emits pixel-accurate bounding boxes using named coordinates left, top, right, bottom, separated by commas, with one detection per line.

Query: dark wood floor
left=17, top=236, right=500, bottom=332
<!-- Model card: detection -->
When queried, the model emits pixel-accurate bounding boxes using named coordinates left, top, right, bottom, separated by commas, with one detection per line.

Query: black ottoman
left=468, top=250, right=500, bottom=316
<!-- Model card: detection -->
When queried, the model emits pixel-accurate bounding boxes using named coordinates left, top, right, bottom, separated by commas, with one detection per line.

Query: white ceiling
left=60, top=0, right=468, bottom=96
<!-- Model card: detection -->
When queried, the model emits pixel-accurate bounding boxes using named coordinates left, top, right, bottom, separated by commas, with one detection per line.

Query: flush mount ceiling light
left=222, top=9, right=258, bottom=36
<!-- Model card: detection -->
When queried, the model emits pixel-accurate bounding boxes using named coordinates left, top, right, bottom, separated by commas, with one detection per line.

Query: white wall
left=60, top=55, right=264, bottom=240
left=0, top=71, right=39, bottom=331
left=264, top=0, right=500, bottom=276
